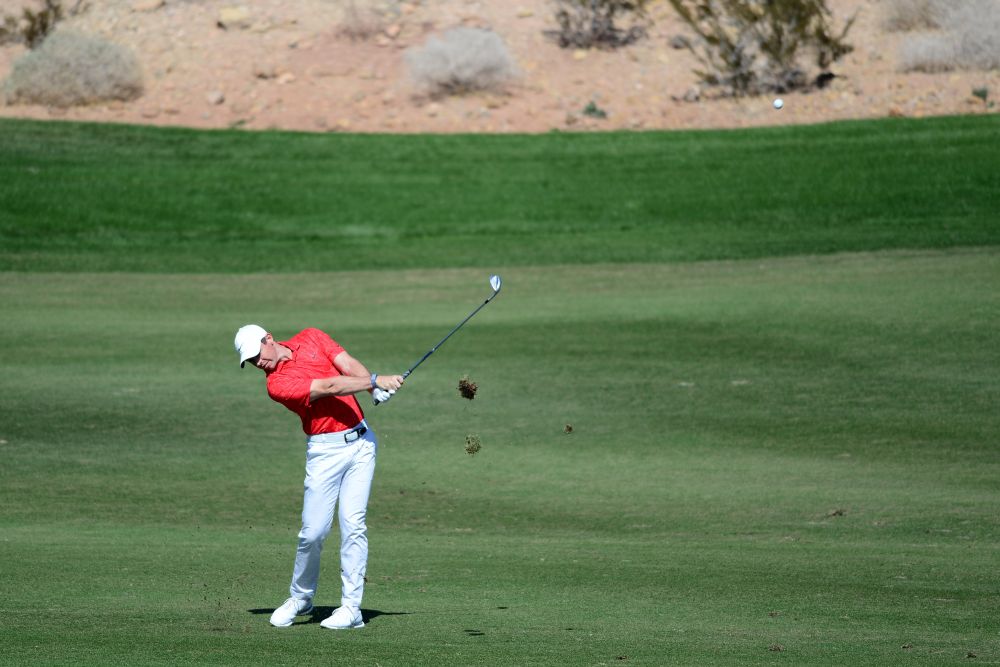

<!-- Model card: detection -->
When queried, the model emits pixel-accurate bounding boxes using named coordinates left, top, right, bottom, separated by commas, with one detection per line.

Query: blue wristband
left=370, top=373, right=378, bottom=389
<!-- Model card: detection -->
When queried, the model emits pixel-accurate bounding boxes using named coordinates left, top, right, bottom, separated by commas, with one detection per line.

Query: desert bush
left=0, top=0, right=71, bottom=48
left=900, top=0, right=1000, bottom=72
left=405, top=27, right=516, bottom=97
left=668, top=0, right=855, bottom=96
left=881, top=0, right=944, bottom=32
left=547, top=0, right=651, bottom=48
left=3, top=30, right=143, bottom=107
left=338, top=0, right=385, bottom=41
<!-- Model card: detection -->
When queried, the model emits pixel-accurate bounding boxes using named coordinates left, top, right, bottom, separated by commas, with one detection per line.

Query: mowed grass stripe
left=1, top=253, right=998, bottom=663
left=1, top=115, right=998, bottom=271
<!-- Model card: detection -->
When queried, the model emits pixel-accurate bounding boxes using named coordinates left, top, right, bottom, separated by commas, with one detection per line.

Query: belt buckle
left=345, top=429, right=360, bottom=443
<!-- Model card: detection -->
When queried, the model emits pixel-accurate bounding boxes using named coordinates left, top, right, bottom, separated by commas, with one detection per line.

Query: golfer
left=234, top=324, right=404, bottom=630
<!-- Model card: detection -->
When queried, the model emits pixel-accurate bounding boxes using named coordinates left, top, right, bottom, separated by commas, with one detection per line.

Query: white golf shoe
left=320, top=606, right=365, bottom=630
left=269, top=597, right=313, bottom=627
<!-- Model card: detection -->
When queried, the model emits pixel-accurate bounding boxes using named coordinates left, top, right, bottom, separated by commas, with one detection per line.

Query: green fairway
left=1, top=116, right=999, bottom=665
left=0, top=115, right=998, bottom=271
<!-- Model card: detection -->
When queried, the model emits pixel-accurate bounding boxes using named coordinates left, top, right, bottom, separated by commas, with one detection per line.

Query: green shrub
left=667, top=0, right=855, bottom=96
left=900, top=0, right=1000, bottom=72
left=547, top=0, right=651, bottom=48
left=2, top=30, right=143, bottom=107
left=405, top=27, right=516, bottom=97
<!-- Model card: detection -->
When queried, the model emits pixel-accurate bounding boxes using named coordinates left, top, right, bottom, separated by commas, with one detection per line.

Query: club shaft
left=403, top=293, right=497, bottom=378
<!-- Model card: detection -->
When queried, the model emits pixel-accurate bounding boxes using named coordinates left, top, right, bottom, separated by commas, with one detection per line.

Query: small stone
left=572, top=49, right=587, bottom=61
left=207, top=90, right=225, bottom=105
left=385, top=24, right=401, bottom=38
left=277, top=72, right=296, bottom=85
left=517, top=8, right=533, bottom=18
left=131, top=0, right=164, bottom=12
left=252, top=63, right=279, bottom=79
left=217, top=7, right=253, bottom=30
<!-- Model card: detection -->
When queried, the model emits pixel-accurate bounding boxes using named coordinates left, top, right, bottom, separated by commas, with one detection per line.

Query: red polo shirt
left=266, top=328, right=365, bottom=436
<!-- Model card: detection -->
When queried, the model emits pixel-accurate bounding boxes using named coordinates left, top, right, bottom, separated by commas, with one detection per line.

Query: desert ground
left=0, top=0, right=997, bottom=133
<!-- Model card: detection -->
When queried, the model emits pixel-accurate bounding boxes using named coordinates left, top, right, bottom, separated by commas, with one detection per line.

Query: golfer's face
left=253, top=336, right=279, bottom=372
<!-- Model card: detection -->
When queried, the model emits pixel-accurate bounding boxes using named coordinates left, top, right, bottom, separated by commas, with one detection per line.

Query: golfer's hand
left=376, top=374, right=404, bottom=391
left=372, top=387, right=395, bottom=406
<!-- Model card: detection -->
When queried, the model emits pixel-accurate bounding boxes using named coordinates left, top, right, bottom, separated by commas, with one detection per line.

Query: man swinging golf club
left=234, top=324, right=404, bottom=630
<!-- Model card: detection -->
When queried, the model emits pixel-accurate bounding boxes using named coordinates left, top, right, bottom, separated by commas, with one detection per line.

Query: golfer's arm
left=308, top=352, right=373, bottom=401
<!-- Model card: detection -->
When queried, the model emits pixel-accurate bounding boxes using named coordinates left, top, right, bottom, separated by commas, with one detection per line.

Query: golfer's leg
left=338, top=431, right=378, bottom=609
left=289, top=444, right=346, bottom=600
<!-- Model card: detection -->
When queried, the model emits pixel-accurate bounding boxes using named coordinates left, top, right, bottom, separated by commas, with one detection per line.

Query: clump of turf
left=465, top=434, right=482, bottom=455
left=458, top=375, right=478, bottom=400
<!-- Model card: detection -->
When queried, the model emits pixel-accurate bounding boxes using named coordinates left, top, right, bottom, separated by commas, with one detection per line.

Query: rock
left=252, top=63, right=279, bottom=80
left=277, top=73, right=296, bottom=85
left=517, top=8, right=534, bottom=18
left=141, top=107, right=160, bottom=118
left=426, top=103, right=442, bottom=117
left=669, top=34, right=690, bottom=49
left=217, top=7, right=253, bottom=30
left=207, top=90, right=225, bottom=105
left=572, top=49, right=587, bottom=61
left=385, top=24, right=401, bottom=39
left=132, top=0, right=164, bottom=12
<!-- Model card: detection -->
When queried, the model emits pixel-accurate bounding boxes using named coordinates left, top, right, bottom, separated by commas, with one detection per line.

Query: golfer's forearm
left=309, top=375, right=374, bottom=400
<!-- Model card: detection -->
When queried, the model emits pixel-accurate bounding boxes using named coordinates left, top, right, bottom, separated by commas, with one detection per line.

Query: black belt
left=309, top=423, right=368, bottom=445
left=344, top=425, right=367, bottom=443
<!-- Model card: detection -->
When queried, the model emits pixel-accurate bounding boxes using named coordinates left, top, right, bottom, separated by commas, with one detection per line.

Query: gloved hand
left=372, top=387, right=395, bottom=406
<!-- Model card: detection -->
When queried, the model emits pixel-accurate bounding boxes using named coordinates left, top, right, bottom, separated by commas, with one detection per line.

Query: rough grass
left=2, top=29, right=143, bottom=107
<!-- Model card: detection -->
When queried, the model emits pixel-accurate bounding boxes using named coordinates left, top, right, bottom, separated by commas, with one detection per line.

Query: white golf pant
left=288, top=423, right=377, bottom=610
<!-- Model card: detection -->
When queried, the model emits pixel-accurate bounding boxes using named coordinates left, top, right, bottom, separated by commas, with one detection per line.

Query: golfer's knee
left=299, top=523, right=330, bottom=545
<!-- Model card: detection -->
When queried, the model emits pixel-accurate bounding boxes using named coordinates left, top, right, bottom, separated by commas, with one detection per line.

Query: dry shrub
left=338, top=0, right=385, bottom=41
left=900, top=0, right=1000, bottom=72
left=3, top=30, right=143, bottom=107
left=547, top=0, right=651, bottom=49
left=881, top=0, right=944, bottom=32
left=0, top=0, right=66, bottom=48
left=405, top=27, right=516, bottom=97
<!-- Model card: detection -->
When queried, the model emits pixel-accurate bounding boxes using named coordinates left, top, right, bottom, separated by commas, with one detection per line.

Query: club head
left=489, top=274, right=502, bottom=294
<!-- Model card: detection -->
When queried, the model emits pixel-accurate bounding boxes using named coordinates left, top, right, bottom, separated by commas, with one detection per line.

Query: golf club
left=374, top=274, right=502, bottom=405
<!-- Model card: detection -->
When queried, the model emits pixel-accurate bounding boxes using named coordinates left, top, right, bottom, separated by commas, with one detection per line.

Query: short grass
left=1, top=116, right=999, bottom=665
left=0, top=114, right=998, bottom=271
left=2, top=253, right=999, bottom=665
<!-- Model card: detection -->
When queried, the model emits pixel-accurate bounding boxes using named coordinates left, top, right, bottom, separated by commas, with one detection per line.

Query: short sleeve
left=303, top=328, right=345, bottom=363
left=267, top=373, right=312, bottom=410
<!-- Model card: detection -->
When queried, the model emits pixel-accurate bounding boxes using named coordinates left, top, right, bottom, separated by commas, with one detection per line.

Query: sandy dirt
left=0, top=0, right=997, bottom=133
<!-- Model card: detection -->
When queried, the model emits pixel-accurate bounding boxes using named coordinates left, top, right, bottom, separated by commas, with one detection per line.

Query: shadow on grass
left=248, top=606, right=411, bottom=626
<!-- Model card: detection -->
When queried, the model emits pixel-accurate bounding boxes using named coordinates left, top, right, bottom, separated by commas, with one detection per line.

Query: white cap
left=234, top=324, right=267, bottom=367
